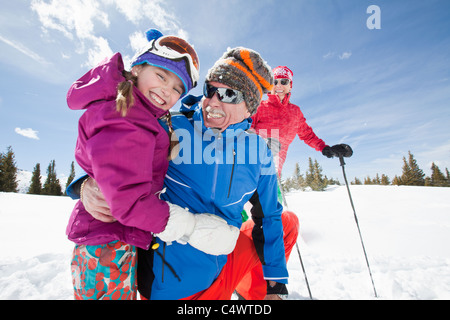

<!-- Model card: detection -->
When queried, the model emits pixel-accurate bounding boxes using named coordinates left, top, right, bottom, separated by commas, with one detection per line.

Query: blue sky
left=1, top=0, right=449, bottom=185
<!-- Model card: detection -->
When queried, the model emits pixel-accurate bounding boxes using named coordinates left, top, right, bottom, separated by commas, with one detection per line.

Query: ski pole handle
left=339, top=155, right=346, bottom=167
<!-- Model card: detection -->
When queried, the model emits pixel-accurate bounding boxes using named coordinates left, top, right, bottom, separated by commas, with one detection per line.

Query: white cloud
left=31, top=0, right=110, bottom=40
left=30, top=0, right=188, bottom=68
left=84, top=36, right=114, bottom=68
left=0, top=34, right=49, bottom=65
left=323, top=51, right=352, bottom=60
left=31, top=0, right=112, bottom=67
left=113, top=0, right=186, bottom=37
left=323, top=52, right=335, bottom=59
left=339, top=51, right=352, bottom=60
left=15, top=128, right=40, bottom=140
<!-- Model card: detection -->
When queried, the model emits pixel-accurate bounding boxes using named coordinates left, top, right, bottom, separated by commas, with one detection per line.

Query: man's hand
left=81, top=177, right=116, bottom=223
left=264, top=281, right=288, bottom=300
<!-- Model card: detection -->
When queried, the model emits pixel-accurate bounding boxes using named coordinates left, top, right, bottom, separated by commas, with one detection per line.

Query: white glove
left=188, top=214, right=240, bottom=256
left=155, top=202, right=195, bottom=244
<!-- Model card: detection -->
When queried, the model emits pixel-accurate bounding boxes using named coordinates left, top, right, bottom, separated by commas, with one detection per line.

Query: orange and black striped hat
left=206, top=47, right=273, bottom=115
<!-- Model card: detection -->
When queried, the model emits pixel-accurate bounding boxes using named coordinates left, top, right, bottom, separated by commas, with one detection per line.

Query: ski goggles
left=203, top=83, right=245, bottom=104
left=274, top=78, right=290, bottom=86
left=135, top=35, right=200, bottom=88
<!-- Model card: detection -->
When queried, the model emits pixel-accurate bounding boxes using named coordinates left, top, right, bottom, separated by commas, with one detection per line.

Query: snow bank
left=1, top=185, right=449, bottom=300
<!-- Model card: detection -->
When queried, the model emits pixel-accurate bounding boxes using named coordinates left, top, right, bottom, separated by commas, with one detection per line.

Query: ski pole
left=338, top=155, right=378, bottom=298
left=276, top=172, right=313, bottom=300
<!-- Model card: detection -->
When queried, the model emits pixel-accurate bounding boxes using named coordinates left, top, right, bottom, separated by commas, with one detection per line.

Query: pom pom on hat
left=206, top=47, right=273, bottom=115
left=146, top=29, right=163, bottom=41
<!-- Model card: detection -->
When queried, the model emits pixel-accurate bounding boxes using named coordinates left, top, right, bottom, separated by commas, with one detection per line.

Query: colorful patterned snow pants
left=71, top=241, right=137, bottom=300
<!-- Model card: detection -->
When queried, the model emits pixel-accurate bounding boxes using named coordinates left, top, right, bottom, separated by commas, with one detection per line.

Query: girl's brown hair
left=116, top=70, right=137, bottom=117
left=116, top=68, right=179, bottom=160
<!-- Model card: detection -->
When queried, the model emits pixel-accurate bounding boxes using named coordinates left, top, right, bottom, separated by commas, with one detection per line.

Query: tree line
left=282, top=157, right=340, bottom=192
left=352, top=151, right=450, bottom=187
left=0, top=146, right=75, bottom=196
left=282, top=150, right=450, bottom=192
left=2, top=146, right=449, bottom=196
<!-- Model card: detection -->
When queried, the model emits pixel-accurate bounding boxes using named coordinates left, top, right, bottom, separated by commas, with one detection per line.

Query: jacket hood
left=67, top=52, right=168, bottom=119
left=67, top=53, right=125, bottom=111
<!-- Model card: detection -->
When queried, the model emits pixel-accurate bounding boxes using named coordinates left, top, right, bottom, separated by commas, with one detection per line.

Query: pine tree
left=305, top=158, right=314, bottom=188
left=42, top=160, right=62, bottom=196
left=281, top=177, right=293, bottom=193
left=392, top=175, right=402, bottom=186
left=28, top=163, right=42, bottom=194
left=0, top=146, right=18, bottom=192
left=400, top=151, right=425, bottom=186
left=64, top=161, right=76, bottom=195
left=310, top=159, right=326, bottom=191
left=327, top=177, right=340, bottom=185
left=292, top=162, right=305, bottom=190
left=364, top=176, right=373, bottom=185
left=381, top=174, right=390, bottom=185
left=407, top=151, right=425, bottom=186
left=430, top=162, right=447, bottom=187
left=400, top=156, right=412, bottom=185
left=351, top=177, right=362, bottom=185
left=372, top=173, right=381, bottom=185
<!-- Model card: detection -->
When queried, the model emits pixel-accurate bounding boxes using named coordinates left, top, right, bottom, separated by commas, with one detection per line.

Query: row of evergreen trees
left=2, top=146, right=449, bottom=195
left=282, top=157, right=340, bottom=192
left=283, top=151, right=450, bottom=192
left=0, top=146, right=75, bottom=196
left=352, top=151, right=450, bottom=187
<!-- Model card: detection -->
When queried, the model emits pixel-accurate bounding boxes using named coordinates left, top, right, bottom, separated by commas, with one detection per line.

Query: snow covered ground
left=1, top=185, right=449, bottom=300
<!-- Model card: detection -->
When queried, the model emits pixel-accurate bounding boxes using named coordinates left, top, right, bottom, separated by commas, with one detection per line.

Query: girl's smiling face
left=133, top=64, right=184, bottom=111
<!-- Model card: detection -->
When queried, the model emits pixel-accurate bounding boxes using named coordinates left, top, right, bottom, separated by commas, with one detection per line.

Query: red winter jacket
left=251, top=93, right=326, bottom=175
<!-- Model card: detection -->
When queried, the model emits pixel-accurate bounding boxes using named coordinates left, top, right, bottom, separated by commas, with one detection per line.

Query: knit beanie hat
left=130, top=29, right=194, bottom=96
left=273, top=66, right=293, bottom=82
left=206, top=47, right=273, bottom=115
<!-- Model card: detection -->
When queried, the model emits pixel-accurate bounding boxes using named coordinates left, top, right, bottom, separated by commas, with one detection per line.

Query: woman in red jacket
left=251, top=66, right=347, bottom=176
left=236, top=66, right=351, bottom=300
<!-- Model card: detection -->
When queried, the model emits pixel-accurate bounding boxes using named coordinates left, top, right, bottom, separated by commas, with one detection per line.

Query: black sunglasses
left=274, top=79, right=290, bottom=86
left=203, top=83, right=244, bottom=104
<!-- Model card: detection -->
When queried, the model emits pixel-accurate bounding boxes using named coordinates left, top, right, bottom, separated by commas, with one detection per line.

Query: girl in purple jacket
left=66, top=29, right=200, bottom=300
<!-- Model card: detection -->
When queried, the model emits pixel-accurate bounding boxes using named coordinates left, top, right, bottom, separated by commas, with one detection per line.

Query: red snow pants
left=181, top=211, right=299, bottom=300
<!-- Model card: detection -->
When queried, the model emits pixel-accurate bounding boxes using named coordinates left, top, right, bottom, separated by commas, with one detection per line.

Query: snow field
left=1, top=185, right=449, bottom=300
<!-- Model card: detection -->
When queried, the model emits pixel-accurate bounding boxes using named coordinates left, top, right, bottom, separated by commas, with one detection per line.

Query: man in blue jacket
left=73, top=47, right=298, bottom=300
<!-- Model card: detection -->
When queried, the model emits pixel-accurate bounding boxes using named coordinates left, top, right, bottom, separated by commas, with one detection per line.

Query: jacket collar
left=267, top=92, right=291, bottom=106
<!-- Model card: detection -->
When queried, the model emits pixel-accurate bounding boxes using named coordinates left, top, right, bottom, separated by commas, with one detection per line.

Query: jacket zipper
left=210, top=133, right=222, bottom=210
left=227, top=149, right=236, bottom=198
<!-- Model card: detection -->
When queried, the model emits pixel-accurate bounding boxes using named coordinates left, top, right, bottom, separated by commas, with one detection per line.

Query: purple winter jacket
left=66, top=53, right=170, bottom=250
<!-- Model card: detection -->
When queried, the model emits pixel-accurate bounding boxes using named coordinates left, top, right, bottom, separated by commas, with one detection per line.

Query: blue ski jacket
left=145, top=95, right=287, bottom=299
